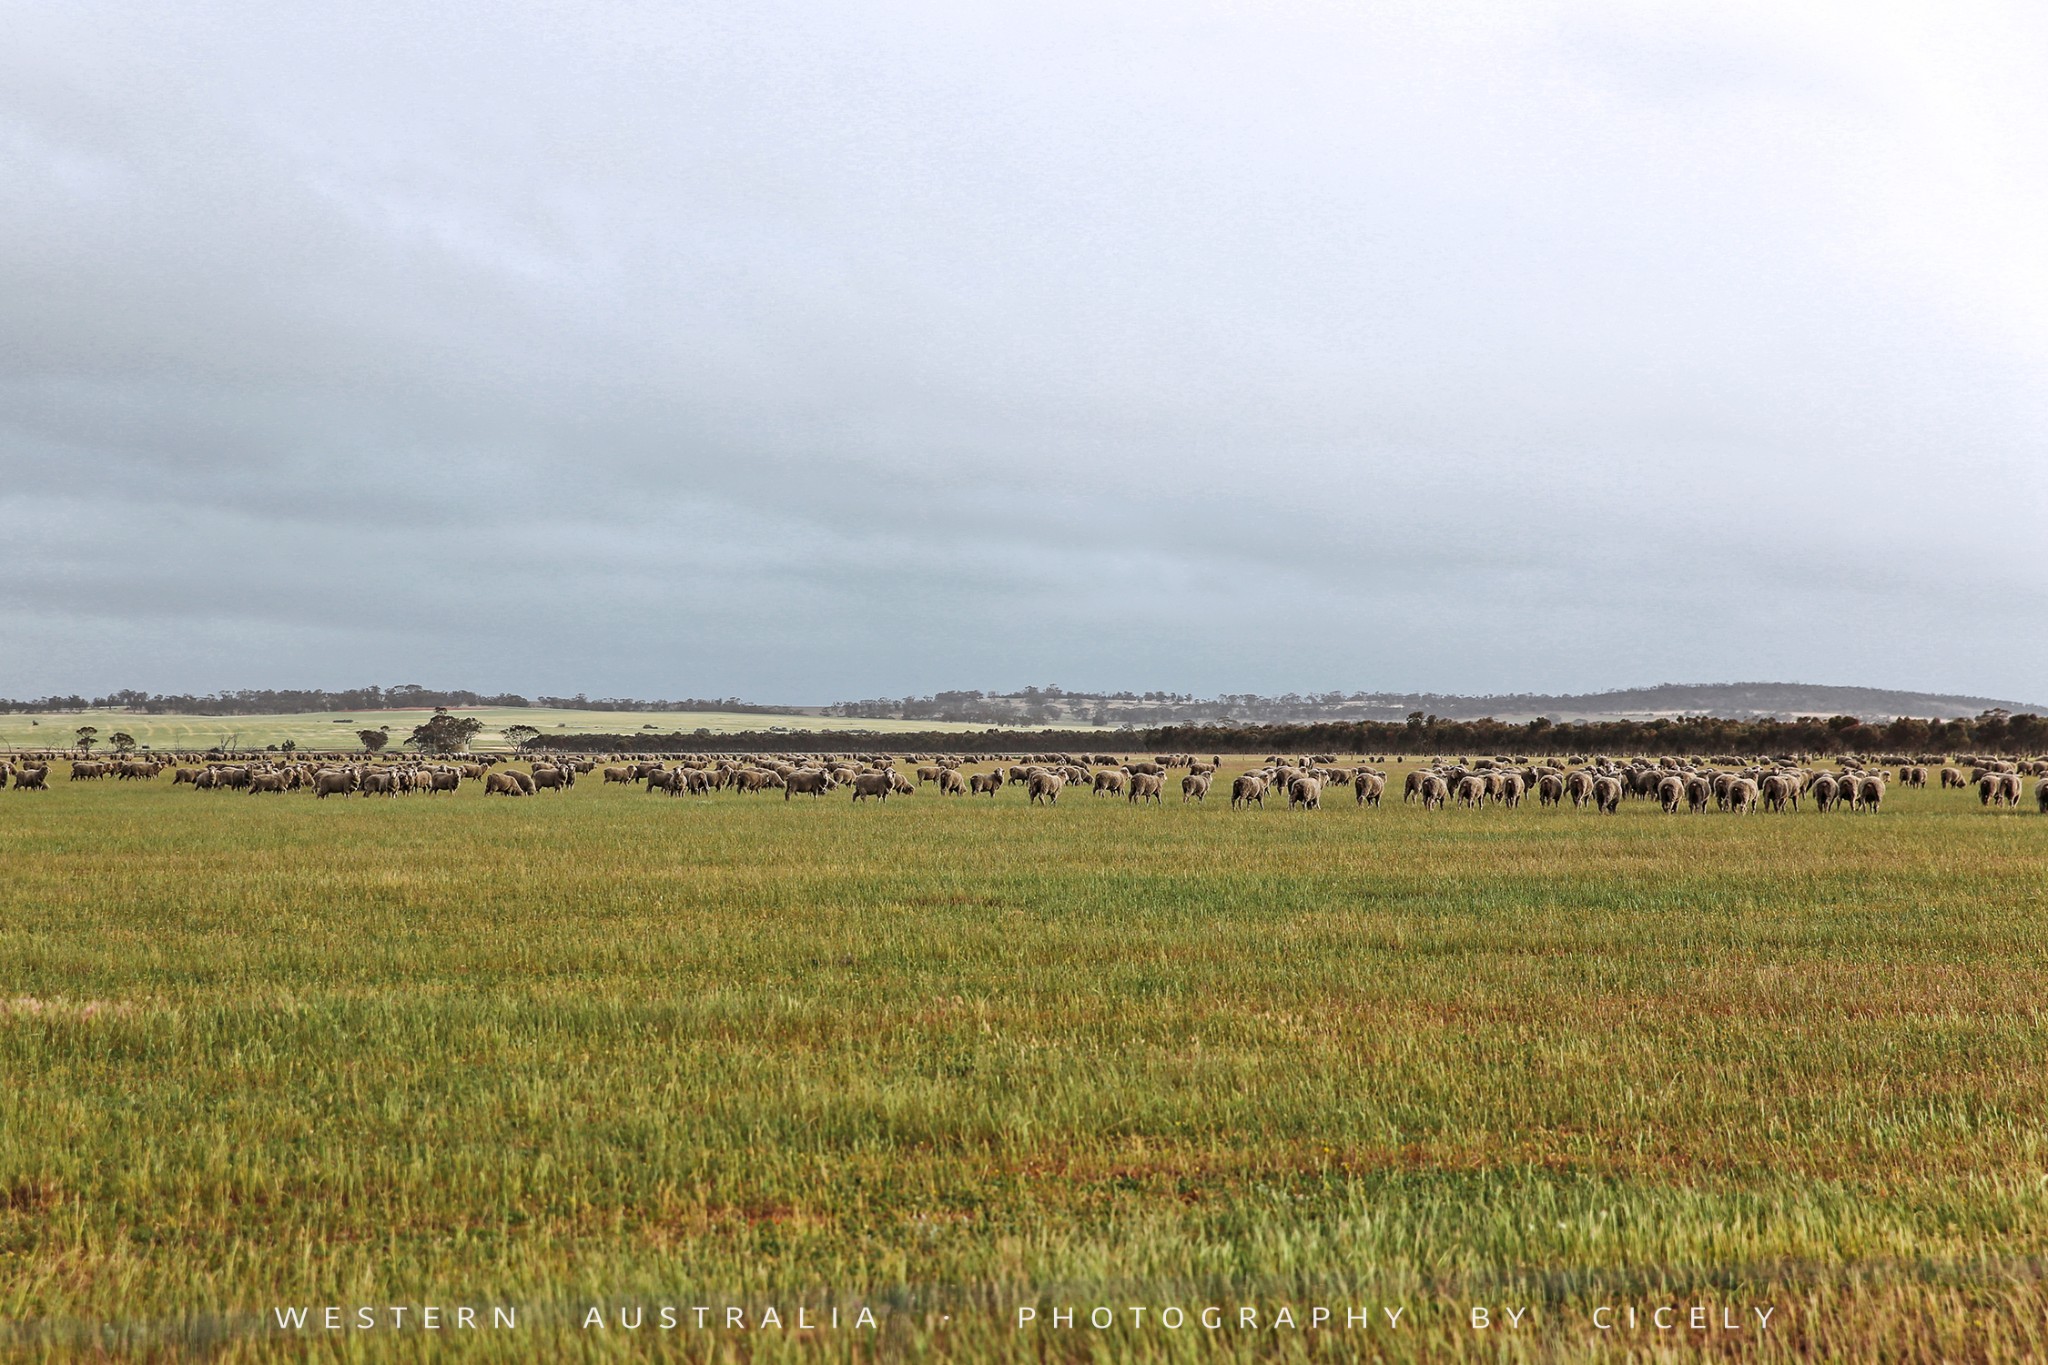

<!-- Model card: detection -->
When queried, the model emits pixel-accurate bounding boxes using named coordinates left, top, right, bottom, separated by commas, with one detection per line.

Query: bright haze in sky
left=4, top=1, right=2045, bottom=702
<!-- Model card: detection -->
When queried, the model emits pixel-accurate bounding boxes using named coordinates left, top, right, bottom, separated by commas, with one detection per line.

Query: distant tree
left=75, top=725, right=98, bottom=753
left=407, top=714, right=484, bottom=753
left=503, top=724, right=541, bottom=749
left=280, top=738, right=297, bottom=753
left=108, top=731, right=137, bottom=753
left=358, top=728, right=391, bottom=753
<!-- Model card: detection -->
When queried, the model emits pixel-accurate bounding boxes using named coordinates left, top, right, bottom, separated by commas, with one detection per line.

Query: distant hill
left=822, top=683, right=2047, bottom=727
left=4, top=681, right=2036, bottom=730
left=1391, top=683, right=2046, bottom=722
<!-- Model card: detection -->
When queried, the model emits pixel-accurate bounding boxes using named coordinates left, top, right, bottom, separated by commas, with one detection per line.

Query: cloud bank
left=5, top=1, right=2045, bottom=700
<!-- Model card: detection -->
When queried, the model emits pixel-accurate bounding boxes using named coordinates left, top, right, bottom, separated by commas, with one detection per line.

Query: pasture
left=5, top=758, right=2048, bottom=1360
left=0, top=707, right=1018, bottom=754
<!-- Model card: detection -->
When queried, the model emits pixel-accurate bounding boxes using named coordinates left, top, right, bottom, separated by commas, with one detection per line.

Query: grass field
left=5, top=763, right=2048, bottom=1360
left=0, top=707, right=1031, bottom=753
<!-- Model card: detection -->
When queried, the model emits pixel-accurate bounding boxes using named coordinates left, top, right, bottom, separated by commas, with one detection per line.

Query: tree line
left=527, top=710, right=2046, bottom=757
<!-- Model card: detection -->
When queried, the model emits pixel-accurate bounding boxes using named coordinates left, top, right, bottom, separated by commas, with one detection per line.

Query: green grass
left=0, top=707, right=1039, bottom=753
left=4, top=766, right=2048, bottom=1360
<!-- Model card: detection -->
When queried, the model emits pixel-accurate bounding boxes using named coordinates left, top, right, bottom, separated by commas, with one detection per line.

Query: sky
left=5, top=0, right=2046, bottom=703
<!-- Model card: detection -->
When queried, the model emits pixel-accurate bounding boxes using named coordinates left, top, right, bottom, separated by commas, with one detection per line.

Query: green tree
left=407, top=714, right=485, bottom=754
left=358, top=728, right=391, bottom=753
left=108, top=731, right=137, bottom=753
left=503, top=724, right=541, bottom=749
left=75, top=725, right=98, bottom=753
left=280, top=739, right=297, bottom=754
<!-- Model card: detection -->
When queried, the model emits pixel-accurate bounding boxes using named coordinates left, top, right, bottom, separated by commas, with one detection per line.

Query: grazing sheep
left=1027, top=771, right=1065, bottom=805
left=1128, top=772, right=1165, bottom=805
left=1287, top=776, right=1321, bottom=810
left=1592, top=776, right=1622, bottom=815
left=1655, top=775, right=1685, bottom=813
left=1093, top=770, right=1127, bottom=797
left=1231, top=774, right=1267, bottom=808
left=1419, top=774, right=1450, bottom=811
left=849, top=772, right=895, bottom=802
left=1181, top=772, right=1212, bottom=803
left=969, top=772, right=1002, bottom=796
left=1355, top=771, right=1387, bottom=807
left=783, top=769, right=833, bottom=799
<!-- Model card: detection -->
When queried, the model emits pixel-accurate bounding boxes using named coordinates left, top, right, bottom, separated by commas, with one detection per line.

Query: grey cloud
left=4, top=1, right=2046, bottom=700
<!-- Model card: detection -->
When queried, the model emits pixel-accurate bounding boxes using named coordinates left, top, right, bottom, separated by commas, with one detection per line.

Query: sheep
left=1027, top=771, right=1065, bottom=805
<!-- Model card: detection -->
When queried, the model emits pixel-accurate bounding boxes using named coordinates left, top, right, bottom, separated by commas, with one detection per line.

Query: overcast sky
left=5, top=1, right=2046, bottom=702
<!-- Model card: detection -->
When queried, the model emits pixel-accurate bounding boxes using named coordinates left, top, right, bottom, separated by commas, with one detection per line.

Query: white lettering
left=1691, top=1306, right=1707, bottom=1331
left=1385, top=1307, right=1404, bottom=1328
left=1090, top=1307, right=1113, bottom=1329
left=1655, top=1307, right=1674, bottom=1330
left=1756, top=1307, right=1774, bottom=1330
left=660, top=1307, right=677, bottom=1330
left=856, top=1308, right=877, bottom=1329
left=457, top=1307, right=475, bottom=1329
left=583, top=1308, right=604, bottom=1330
left=1161, top=1307, right=1184, bottom=1329
left=726, top=1307, right=745, bottom=1329
left=1310, top=1307, right=1329, bottom=1329
left=1053, top=1308, right=1073, bottom=1328
left=620, top=1307, right=643, bottom=1330
left=323, top=1308, right=340, bottom=1330
left=423, top=1306, right=440, bottom=1331
left=1471, top=1307, right=1490, bottom=1330
left=761, top=1308, right=781, bottom=1329
left=1017, top=1307, right=1037, bottom=1329
left=1275, top=1306, right=1296, bottom=1329
left=493, top=1308, right=516, bottom=1329
left=1506, top=1307, right=1527, bottom=1328
left=1594, top=1307, right=1612, bottom=1330
left=273, top=1308, right=307, bottom=1330
left=1201, top=1308, right=1222, bottom=1329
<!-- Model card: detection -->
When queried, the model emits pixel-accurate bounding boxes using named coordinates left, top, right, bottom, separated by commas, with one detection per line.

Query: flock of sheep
left=8, top=749, right=2048, bottom=813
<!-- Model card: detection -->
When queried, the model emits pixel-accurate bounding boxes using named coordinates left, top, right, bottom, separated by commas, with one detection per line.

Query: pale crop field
left=0, top=708, right=1028, bottom=753
left=4, top=762, right=2048, bottom=1361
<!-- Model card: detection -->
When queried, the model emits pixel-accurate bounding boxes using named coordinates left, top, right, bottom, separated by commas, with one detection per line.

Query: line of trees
left=525, top=710, right=2046, bottom=757
left=0, top=685, right=534, bottom=715
left=0, top=686, right=808, bottom=716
